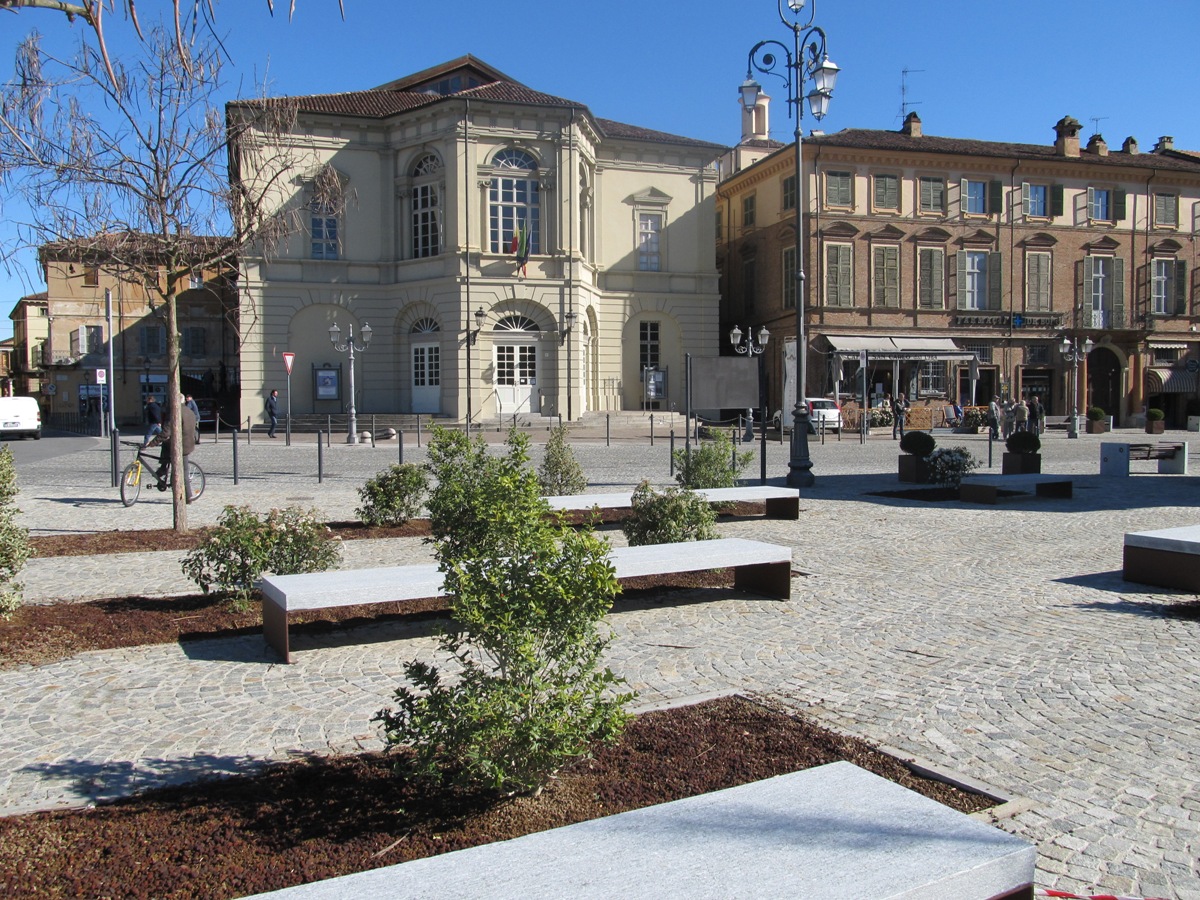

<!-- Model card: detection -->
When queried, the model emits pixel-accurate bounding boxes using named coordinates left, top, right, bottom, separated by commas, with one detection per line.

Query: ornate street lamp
left=465, top=307, right=485, bottom=430
left=1060, top=335, right=1093, bottom=439
left=731, top=324, right=770, bottom=443
left=741, top=0, right=838, bottom=488
left=328, top=320, right=371, bottom=444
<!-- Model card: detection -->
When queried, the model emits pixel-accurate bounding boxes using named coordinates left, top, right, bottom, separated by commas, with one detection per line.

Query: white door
left=495, top=342, right=538, bottom=414
left=411, top=343, right=440, bottom=413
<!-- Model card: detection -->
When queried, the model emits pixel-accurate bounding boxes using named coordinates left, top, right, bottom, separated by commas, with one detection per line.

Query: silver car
left=805, top=397, right=842, bottom=432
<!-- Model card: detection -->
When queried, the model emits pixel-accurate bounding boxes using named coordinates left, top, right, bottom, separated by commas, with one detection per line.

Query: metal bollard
left=398, top=429, right=404, bottom=465
left=650, top=416, right=655, bottom=447
left=606, top=414, right=610, bottom=447
left=417, top=417, right=422, bottom=447
left=245, top=417, right=252, bottom=445
left=110, top=428, right=120, bottom=487
left=318, top=432, right=324, bottom=483
left=232, top=430, right=240, bottom=485
left=988, top=432, right=993, bottom=468
left=669, top=429, right=675, bottom=477
left=370, top=415, right=376, bottom=448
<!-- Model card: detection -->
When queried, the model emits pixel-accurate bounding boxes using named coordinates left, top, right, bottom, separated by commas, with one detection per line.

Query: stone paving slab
left=1, top=429, right=1199, bottom=896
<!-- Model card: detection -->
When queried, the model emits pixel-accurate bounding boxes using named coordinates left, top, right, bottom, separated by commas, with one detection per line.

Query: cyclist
left=143, top=395, right=163, bottom=446
left=156, top=396, right=198, bottom=501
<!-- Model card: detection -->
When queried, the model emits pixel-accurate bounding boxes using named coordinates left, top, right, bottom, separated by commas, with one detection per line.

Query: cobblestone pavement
left=2, top=426, right=1199, bottom=897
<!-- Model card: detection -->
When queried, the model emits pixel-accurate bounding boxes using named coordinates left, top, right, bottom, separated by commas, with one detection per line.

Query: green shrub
left=1086, top=407, right=1106, bottom=421
left=961, top=408, right=988, bottom=429
left=378, top=426, right=632, bottom=795
left=1146, top=408, right=1166, bottom=422
left=621, top=480, right=718, bottom=547
left=537, top=424, right=587, bottom=496
left=1005, top=431, right=1041, bottom=454
left=357, top=464, right=427, bottom=526
left=927, top=447, right=979, bottom=487
left=673, top=430, right=753, bottom=489
left=899, top=431, right=936, bottom=457
left=869, top=406, right=894, bottom=428
left=0, top=447, right=30, bottom=618
left=181, top=505, right=342, bottom=609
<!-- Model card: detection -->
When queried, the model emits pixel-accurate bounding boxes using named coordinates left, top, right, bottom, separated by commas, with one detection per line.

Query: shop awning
left=825, top=335, right=975, bottom=362
left=1145, top=366, right=1198, bottom=393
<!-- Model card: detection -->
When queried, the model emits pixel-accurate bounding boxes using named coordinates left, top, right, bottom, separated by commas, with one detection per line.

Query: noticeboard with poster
left=314, top=365, right=341, bottom=402
left=643, top=367, right=666, bottom=402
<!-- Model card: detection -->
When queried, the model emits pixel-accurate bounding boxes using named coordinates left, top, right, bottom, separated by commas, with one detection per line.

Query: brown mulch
left=0, top=695, right=994, bottom=899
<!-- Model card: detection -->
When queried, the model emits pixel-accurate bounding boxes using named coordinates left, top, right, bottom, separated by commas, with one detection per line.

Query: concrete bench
left=1101, top=441, right=1188, bottom=476
left=545, top=485, right=800, bottom=520
left=260, top=537, right=792, bottom=663
left=242, top=761, right=1036, bottom=900
left=959, top=473, right=1073, bottom=504
left=1124, top=524, right=1200, bottom=591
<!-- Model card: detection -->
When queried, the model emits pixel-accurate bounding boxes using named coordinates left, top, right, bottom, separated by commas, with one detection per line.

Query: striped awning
left=824, top=335, right=975, bottom=362
left=1145, top=366, right=1198, bottom=393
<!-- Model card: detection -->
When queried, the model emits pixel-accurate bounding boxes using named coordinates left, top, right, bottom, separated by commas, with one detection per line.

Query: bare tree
left=0, top=1, right=343, bottom=90
left=0, top=25, right=339, bottom=531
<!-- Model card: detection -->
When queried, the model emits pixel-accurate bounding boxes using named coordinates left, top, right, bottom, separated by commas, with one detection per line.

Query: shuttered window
left=782, top=246, right=797, bottom=309
left=825, top=244, right=852, bottom=307
left=874, top=174, right=899, bottom=211
left=1152, top=259, right=1187, bottom=315
left=1155, top=193, right=1178, bottom=227
left=872, top=246, right=900, bottom=307
left=1026, top=252, right=1051, bottom=312
left=918, top=247, right=945, bottom=309
left=782, top=175, right=797, bottom=212
left=919, top=177, right=945, bottom=213
left=1084, top=256, right=1126, bottom=327
left=826, top=172, right=852, bottom=207
left=957, top=251, right=1002, bottom=310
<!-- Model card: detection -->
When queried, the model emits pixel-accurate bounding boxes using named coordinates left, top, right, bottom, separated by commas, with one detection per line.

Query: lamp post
left=731, top=324, right=770, bottom=441
left=328, top=320, right=371, bottom=444
left=465, top=306, right=485, bottom=430
left=1060, top=335, right=1093, bottom=439
left=741, top=0, right=838, bottom=488
left=561, top=309, right=577, bottom=422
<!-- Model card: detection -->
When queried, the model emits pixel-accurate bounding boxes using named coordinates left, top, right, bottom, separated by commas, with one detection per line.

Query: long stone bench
left=545, top=485, right=800, bottom=520
left=260, top=537, right=793, bottom=663
left=243, top=761, right=1036, bottom=899
left=1124, top=524, right=1200, bottom=591
left=1101, top=441, right=1188, bottom=476
left=959, top=473, right=1073, bottom=504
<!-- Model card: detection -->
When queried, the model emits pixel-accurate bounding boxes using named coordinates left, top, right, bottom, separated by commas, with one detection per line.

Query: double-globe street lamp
left=730, top=324, right=770, bottom=441
left=328, top=320, right=371, bottom=444
left=1060, top=335, right=1093, bottom=439
left=740, top=0, right=838, bottom=488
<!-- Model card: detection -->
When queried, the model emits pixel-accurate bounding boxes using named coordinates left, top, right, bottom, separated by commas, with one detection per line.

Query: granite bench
left=1100, top=441, right=1188, bottom=476
left=545, top=485, right=800, bottom=520
left=959, top=473, right=1073, bottom=504
left=1123, top=524, right=1200, bottom=591
left=260, top=537, right=793, bottom=663
left=242, top=761, right=1036, bottom=900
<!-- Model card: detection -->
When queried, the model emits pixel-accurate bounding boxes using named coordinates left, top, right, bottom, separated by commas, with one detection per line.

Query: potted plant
left=1145, top=408, right=1166, bottom=434
left=1085, top=407, right=1109, bottom=434
left=956, top=408, right=986, bottom=434
left=898, top=430, right=936, bottom=483
left=1002, top=430, right=1042, bottom=474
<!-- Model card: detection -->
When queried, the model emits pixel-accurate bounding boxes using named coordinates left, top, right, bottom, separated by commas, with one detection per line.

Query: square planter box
left=1002, top=452, right=1042, bottom=475
left=1086, top=420, right=1110, bottom=434
left=1146, top=421, right=1166, bottom=434
left=898, top=455, right=931, bottom=483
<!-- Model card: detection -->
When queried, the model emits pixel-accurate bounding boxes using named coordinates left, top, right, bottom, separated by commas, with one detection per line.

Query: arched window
left=494, top=315, right=540, bottom=332
left=489, top=149, right=540, bottom=255
left=411, top=154, right=443, bottom=259
left=410, top=317, right=440, bottom=334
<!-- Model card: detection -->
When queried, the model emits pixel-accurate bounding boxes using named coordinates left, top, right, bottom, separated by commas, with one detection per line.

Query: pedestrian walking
left=988, top=396, right=1001, bottom=440
left=143, top=395, right=163, bottom=446
left=1028, top=395, right=1043, bottom=435
left=891, top=392, right=909, bottom=439
left=185, top=394, right=200, bottom=444
left=1014, top=397, right=1029, bottom=433
left=266, top=389, right=279, bottom=439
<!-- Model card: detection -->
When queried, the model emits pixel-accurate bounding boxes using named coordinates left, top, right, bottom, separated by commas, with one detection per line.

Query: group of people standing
left=987, top=395, right=1044, bottom=440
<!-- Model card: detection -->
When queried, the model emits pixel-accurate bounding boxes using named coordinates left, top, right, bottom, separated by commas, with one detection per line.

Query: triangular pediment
left=1150, top=238, right=1184, bottom=253
left=914, top=226, right=952, bottom=242
left=820, top=221, right=859, bottom=238
left=958, top=229, right=997, bottom=246
left=627, top=187, right=672, bottom=207
left=868, top=224, right=907, bottom=241
left=1085, top=235, right=1121, bottom=252
left=1021, top=232, right=1058, bottom=248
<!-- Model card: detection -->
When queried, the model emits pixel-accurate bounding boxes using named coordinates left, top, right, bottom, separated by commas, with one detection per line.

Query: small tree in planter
left=1086, top=406, right=1109, bottom=434
left=1002, top=430, right=1042, bottom=475
left=1145, top=407, right=1166, bottom=435
left=898, top=430, right=936, bottom=483
left=929, top=447, right=980, bottom=487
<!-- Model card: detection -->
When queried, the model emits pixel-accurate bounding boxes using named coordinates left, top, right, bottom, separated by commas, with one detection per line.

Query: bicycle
left=119, top=439, right=205, bottom=507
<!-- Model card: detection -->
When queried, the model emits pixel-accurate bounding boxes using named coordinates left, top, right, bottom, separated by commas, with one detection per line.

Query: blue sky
left=2, top=0, right=1199, bottom=339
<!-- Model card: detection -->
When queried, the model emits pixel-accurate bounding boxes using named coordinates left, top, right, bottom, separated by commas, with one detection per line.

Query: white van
left=0, top=396, right=42, bottom=440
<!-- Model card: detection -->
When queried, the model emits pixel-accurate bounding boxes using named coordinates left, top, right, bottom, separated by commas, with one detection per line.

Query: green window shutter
left=1112, top=257, right=1125, bottom=325
left=1114, top=190, right=1127, bottom=221
left=956, top=251, right=967, bottom=308
left=1175, top=260, right=1188, bottom=315
left=988, top=251, right=1003, bottom=310
left=1087, top=187, right=1096, bottom=218
left=875, top=246, right=899, bottom=307
left=1021, top=182, right=1031, bottom=217
left=920, top=178, right=932, bottom=211
left=988, top=181, right=1004, bottom=215
left=827, top=244, right=851, bottom=307
left=1051, top=184, right=1064, bottom=217
left=919, top=248, right=944, bottom=308
left=959, top=178, right=968, bottom=213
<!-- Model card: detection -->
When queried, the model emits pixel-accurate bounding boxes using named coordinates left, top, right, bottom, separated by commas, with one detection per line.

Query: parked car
left=193, top=398, right=222, bottom=431
left=805, top=397, right=842, bottom=432
left=0, top=396, right=42, bottom=440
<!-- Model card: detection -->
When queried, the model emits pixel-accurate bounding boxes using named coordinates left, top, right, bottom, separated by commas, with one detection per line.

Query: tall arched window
left=489, top=149, right=540, bottom=255
left=411, top=154, right=443, bottom=259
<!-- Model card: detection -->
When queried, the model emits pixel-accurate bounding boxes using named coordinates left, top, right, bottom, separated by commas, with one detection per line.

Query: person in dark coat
left=266, top=389, right=279, bottom=438
left=157, top=397, right=198, bottom=501
left=143, top=395, right=164, bottom=446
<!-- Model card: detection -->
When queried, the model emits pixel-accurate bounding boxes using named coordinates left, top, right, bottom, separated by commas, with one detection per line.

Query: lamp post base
left=786, top=412, right=815, bottom=488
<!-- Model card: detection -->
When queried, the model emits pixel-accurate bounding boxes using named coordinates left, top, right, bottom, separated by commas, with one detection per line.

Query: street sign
left=282, top=352, right=296, bottom=375
left=43, top=383, right=57, bottom=395
left=94, top=368, right=107, bottom=385
left=1186, top=358, right=1199, bottom=374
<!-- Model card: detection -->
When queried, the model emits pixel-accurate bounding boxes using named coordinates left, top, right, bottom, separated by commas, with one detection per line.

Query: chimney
left=1153, top=135, right=1175, bottom=153
left=1086, top=133, right=1108, bottom=157
left=901, top=112, right=922, bottom=138
left=1053, top=116, right=1082, bottom=158
left=740, top=91, right=771, bottom=143
left=1122, top=136, right=1139, bottom=155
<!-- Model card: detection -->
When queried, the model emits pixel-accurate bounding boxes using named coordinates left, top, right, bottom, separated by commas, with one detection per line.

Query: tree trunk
left=166, top=274, right=188, bottom=533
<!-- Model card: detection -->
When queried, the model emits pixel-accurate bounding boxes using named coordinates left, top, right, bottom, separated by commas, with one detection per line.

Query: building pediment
left=1084, top=235, right=1121, bottom=252
left=914, top=226, right=952, bottom=242
left=820, top=221, right=859, bottom=238
left=868, top=224, right=907, bottom=241
left=1150, top=238, right=1184, bottom=254
left=957, top=229, right=997, bottom=246
left=1021, top=232, right=1058, bottom=248
left=627, top=187, right=672, bottom=207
